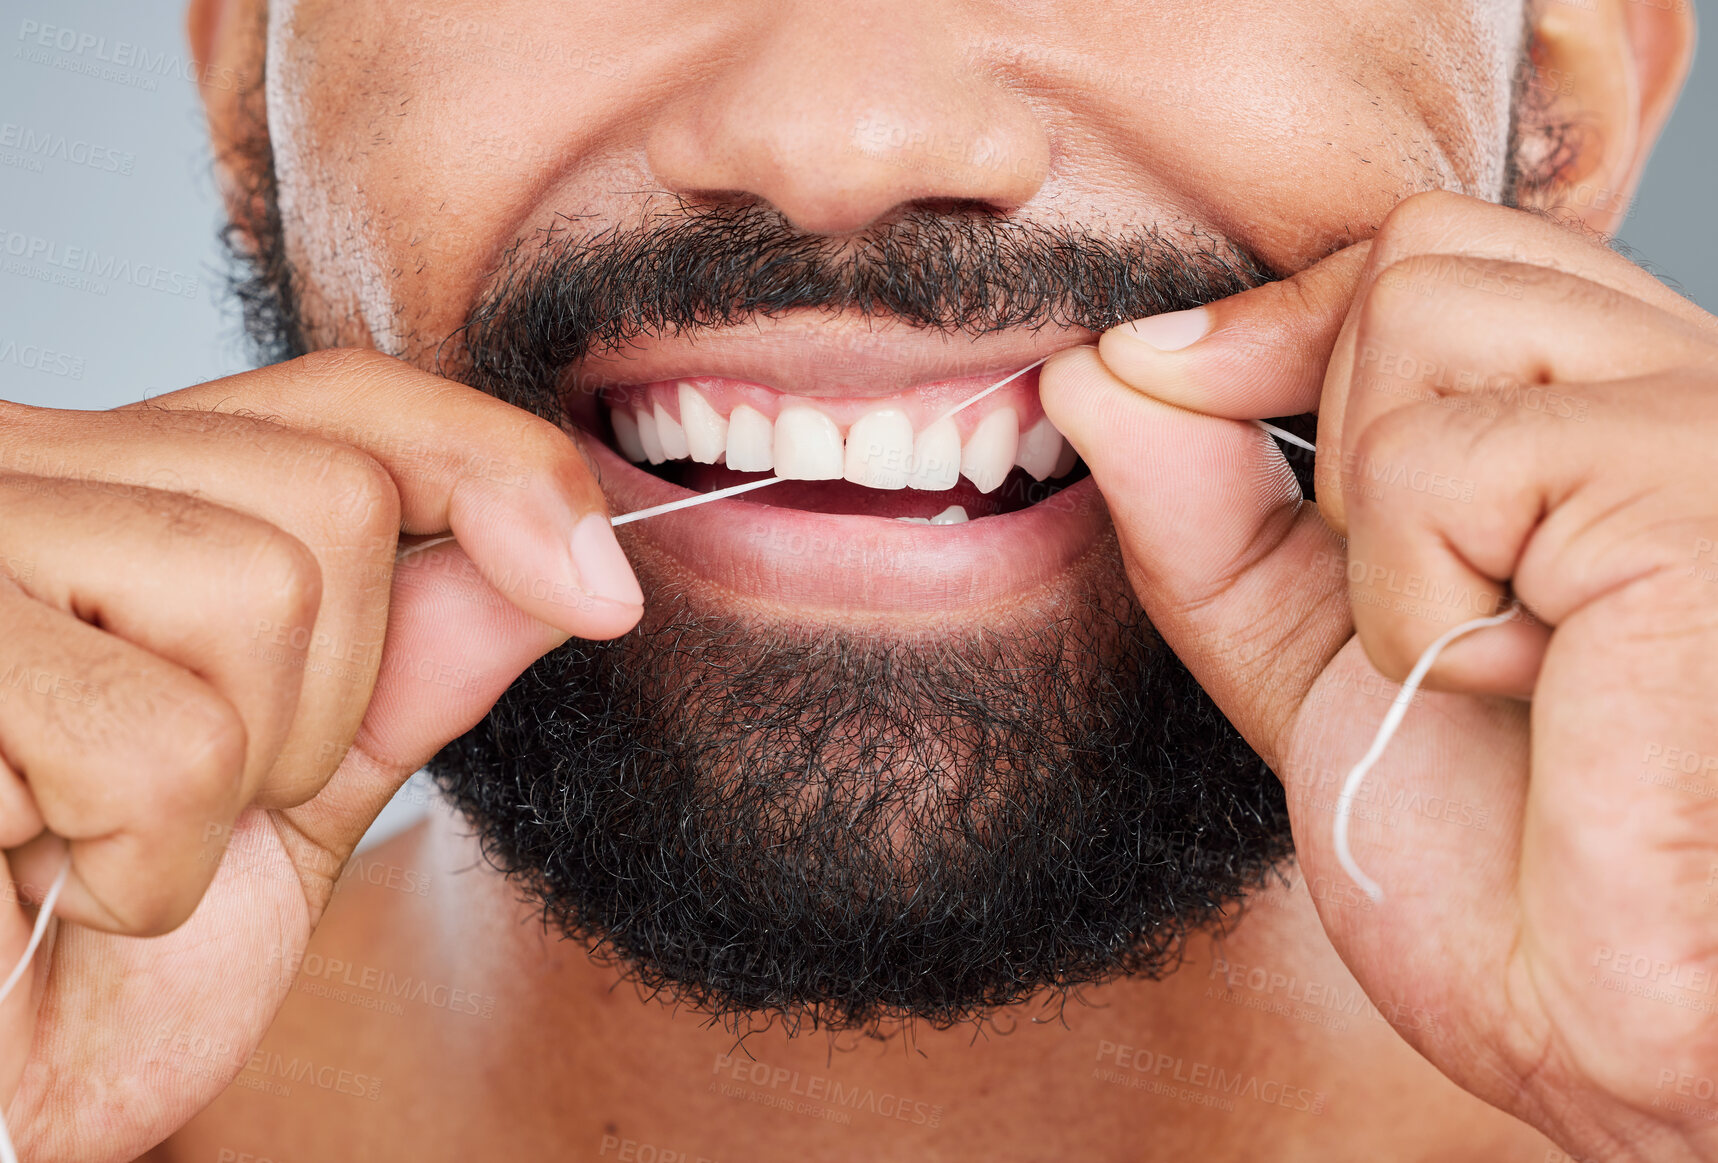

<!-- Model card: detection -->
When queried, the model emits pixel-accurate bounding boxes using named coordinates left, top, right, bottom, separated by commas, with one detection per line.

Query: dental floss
left=928, top=355, right=1051, bottom=424
left=0, top=856, right=71, bottom=1163
left=1255, top=420, right=1316, bottom=454
left=1331, top=604, right=1521, bottom=903
left=608, top=474, right=793, bottom=526
left=608, top=357, right=1054, bottom=527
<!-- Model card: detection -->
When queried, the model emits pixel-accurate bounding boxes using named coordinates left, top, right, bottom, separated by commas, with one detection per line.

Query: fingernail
left=570, top=513, right=644, bottom=607
left=1121, top=307, right=1211, bottom=352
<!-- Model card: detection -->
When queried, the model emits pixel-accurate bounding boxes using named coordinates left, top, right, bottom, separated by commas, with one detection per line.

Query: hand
left=0, top=349, right=642, bottom=1162
left=1041, top=191, right=1718, bottom=1160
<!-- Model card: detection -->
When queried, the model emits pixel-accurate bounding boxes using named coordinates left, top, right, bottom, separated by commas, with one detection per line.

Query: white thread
left=609, top=357, right=1053, bottom=527
left=1332, top=605, right=1520, bottom=903
left=929, top=356, right=1050, bottom=425
left=395, top=533, right=458, bottom=561
left=1255, top=420, right=1316, bottom=453
left=0, top=856, right=71, bottom=1163
left=609, top=474, right=792, bottom=527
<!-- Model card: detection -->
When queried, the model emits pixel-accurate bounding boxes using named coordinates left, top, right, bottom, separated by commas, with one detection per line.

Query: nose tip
left=644, top=17, right=1050, bottom=237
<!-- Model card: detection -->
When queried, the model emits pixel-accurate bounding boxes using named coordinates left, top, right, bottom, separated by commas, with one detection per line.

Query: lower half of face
left=237, top=0, right=1531, bottom=1029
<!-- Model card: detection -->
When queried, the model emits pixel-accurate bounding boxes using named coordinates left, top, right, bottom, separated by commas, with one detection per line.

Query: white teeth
left=677, top=383, right=728, bottom=464
left=635, top=407, right=667, bottom=465
left=1052, top=437, right=1079, bottom=480
left=725, top=404, right=774, bottom=472
left=961, top=407, right=1019, bottom=494
left=1015, top=415, right=1065, bottom=482
left=653, top=401, right=689, bottom=461
left=621, top=390, right=1058, bottom=494
left=895, top=504, right=971, bottom=526
left=906, top=417, right=961, bottom=491
left=844, top=408, right=914, bottom=490
left=773, top=407, right=844, bottom=480
left=610, top=408, right=647, bottom=463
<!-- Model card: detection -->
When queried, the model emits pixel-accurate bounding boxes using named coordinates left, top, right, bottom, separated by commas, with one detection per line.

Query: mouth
left=560, top=322, right=1113, bottom=620
left=580, top=365, right=1089, bottom=524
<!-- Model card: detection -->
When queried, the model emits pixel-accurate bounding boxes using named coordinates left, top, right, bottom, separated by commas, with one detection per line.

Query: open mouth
left=575, top=368, right=1090, bottom=524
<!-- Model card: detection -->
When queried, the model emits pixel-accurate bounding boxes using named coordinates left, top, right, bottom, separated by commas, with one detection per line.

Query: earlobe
left=1519, top=0, right=1695, bottom=235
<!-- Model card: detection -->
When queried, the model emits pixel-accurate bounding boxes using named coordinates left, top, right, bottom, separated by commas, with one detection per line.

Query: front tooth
left=1014, top=414, right=1065, bottom=481
left=961, top=407, right=1019, bottom=493
left=653, top=401, right=690, bottom=460
left=678, top=383, right=728, bottom=464
left=635, top=408, right=667, bottom=464
left=929, top=505, right=970, bottom=525
left=906, top=417, right=961, bottom=491
left=610, top=408, right=647, bottom=462
left=725, top=405, right=774, bottom=472
left=844, top=408, right=914, bottom=489
left=1052, top=438, right=1079, bottom=479
left=895, top=516, right=931, bottom=525
left=773, top=407, right=844, bottom=479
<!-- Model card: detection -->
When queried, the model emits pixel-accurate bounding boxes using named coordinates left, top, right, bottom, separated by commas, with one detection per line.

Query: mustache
left=446, top=200, right=1278, bottom=418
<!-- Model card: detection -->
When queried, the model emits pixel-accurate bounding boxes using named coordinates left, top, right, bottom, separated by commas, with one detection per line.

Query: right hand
left=0, top=349, right=642, bottom=1162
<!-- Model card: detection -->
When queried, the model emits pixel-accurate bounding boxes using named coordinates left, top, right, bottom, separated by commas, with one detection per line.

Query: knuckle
left=1373, top=190, right=1472, bottom=260
left=148, top=682, right=249, bottom=819
left=290, top=346, right=401, bottom=384
left=244, top=524, right=326, bottom=631
left=1349, top=399, right=1422, bottom=475
left=484, top=407, right=596, bottom=500
left=311, top=442, right=401, bottom=543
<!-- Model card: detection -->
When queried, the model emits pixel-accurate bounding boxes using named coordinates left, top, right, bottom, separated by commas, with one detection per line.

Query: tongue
left=660, top=462, right=1057, bottom=519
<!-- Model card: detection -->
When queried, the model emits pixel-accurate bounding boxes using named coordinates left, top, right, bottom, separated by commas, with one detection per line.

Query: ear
left=1519, top=0, right=1696, bottom=235
left=186, top=0, right=269, bottom=230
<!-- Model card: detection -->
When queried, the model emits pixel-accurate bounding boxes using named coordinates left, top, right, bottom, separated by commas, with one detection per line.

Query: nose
left=645, top=3, right=1050, bottom=236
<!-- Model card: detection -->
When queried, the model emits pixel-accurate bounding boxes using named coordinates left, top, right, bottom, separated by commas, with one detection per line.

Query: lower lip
left=581, top=436, right=1112, bottom=619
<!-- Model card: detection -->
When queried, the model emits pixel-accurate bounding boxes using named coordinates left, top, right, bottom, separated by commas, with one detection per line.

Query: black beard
left=223, top=153, right=1300, bottom=1030
left=430, top=580, right=1294, bottom=1034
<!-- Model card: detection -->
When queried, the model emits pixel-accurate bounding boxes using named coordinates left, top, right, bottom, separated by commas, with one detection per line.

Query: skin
left=0, top=0, right=1706, bottom=1159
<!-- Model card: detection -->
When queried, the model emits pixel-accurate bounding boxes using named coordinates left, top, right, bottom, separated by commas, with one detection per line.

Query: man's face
left=224, top=0, right=1541, bottom=1031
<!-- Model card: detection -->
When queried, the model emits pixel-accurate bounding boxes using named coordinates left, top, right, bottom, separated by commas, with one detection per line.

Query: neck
left=386, top=805, right=1499, bottom=1160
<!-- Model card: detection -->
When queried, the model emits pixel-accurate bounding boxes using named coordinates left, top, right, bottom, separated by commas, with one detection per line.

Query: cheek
left=1016, top=0, right=1517, bottom=267
left=267, top=0, right=667, bottom=354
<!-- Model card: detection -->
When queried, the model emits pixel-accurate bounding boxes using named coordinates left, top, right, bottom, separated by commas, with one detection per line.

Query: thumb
left=1096, top=243, right=1368, bottom=422
left=1039, top=248, right=1367, bottom=762
left=275, top=537, right=573, bottom=872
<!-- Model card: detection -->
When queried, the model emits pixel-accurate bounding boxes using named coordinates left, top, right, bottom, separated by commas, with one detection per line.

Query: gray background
left=0, top=1, right=1713, bottom=409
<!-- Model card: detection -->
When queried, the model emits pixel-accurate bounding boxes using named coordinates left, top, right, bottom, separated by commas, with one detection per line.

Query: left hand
left=1041, top=190, right=1718, bottom=1161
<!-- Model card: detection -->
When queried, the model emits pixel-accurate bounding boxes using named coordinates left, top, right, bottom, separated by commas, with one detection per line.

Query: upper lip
left=563, top=310, right=1097, bottom=399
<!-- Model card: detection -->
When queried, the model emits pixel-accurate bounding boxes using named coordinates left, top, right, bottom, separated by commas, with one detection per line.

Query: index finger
left=135, top=348, right=643, bottom=640
left=1093, top=242, right=1371, bottom=425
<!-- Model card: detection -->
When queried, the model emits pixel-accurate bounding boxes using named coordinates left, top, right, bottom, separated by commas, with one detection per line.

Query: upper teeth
left=610, top=383, right=1076, bottom=493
